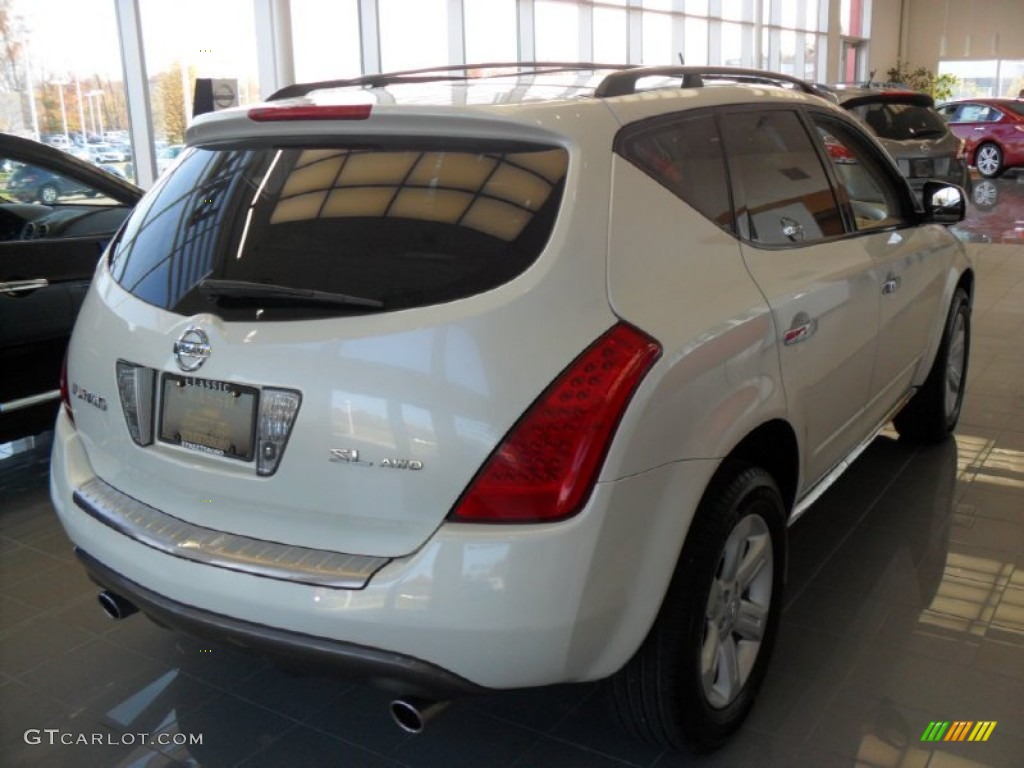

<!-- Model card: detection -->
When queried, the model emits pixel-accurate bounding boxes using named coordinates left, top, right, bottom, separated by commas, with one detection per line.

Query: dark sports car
left=0, top=133, right=142, bottom=443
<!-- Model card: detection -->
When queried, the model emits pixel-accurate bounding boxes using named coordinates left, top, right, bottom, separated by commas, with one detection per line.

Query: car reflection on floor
left=952, top=170, right=1024, bottom=244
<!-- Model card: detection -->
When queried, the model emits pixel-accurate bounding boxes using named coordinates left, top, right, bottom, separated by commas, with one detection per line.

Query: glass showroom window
left=534, top=1, right=581, bottom=62
left=939, top=59, right=1024, bottom=99
left=465, top=0, right=517, bottom=64
left=291, top=0, right=361, bottom=82
left=594, top=6, right=628, bottom=63
left=720, top=22, right=753, bottom=68
left=761, top=0, right=828, bottom=81
left=140, top=0, right=259, bottom=178
left=3, top=0, right=130, bottom=174
left=685, top=17, right=710, bottom=66
left=379, top=0, right=449, bottom=72
left=643, top=11, right=673, bottom=65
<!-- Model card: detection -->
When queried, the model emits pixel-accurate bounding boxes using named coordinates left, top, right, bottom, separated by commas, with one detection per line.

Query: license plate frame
left=158, top=374, right=259, bottom=461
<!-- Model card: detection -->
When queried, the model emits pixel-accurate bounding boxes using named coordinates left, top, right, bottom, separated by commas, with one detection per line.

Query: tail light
left=60, top=350, right=73, bottom=424
left=256, top=389, right=301, bottom=476
left=116, top=361, right=156, bottom=445
left=450, top=323, right=661, bottom=523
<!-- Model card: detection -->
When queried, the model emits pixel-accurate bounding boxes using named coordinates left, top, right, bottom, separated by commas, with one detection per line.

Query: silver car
left=831, top=86, right=970, bottom=192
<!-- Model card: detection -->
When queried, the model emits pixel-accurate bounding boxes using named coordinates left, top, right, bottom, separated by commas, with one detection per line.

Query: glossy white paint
left=49, top=76, right=974, bottom=693
left=603, top=157, right=784, bottom=475
left=741, top=237, right=880, bottom=487
left=51, top=410, right=718, bottom=687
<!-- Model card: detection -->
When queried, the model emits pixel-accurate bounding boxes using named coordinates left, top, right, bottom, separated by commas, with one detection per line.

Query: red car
left=937, top=98, right=1024, bottom=178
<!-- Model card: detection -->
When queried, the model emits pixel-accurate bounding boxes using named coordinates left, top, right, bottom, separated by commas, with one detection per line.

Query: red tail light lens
left=450, top=323, right=662, bottom=523
left=59, top=350, right=73, bottom=424
left=248, top=104, right=372, bottom=122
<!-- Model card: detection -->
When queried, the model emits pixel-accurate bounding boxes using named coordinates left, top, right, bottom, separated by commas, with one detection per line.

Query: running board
left=788, top=391, right=915, bottom=526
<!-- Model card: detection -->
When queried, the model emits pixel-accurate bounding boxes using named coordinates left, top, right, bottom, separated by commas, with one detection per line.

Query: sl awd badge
left=329, top=448, right=423, bottom=470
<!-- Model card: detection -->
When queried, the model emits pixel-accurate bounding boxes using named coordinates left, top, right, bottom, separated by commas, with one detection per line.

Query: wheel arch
left=720, top=419, right=800, bottom=515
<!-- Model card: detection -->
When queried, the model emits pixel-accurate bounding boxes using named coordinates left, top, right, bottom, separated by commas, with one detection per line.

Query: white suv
left=50, top=64, right=972, bottom=752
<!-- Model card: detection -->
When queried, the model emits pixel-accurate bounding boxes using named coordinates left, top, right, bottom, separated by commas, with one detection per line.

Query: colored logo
left=921, top=721, right=997, bottom=742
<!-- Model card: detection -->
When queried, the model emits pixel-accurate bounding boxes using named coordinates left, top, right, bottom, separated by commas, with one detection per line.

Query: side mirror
left=922, top=181, right=966, bottom=224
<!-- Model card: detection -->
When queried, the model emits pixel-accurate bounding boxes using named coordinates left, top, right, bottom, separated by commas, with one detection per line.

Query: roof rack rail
left=593, top=66, right=831, bottom=99
left=268, top=62, right=632, bottom=101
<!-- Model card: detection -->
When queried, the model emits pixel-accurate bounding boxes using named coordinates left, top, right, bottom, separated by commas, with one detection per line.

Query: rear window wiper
left=198, top=279, right=384, bottom=309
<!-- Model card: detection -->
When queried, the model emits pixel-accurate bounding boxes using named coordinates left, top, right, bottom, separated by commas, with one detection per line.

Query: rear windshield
left=850, top=102, right=948, bottom=140
left=1006, top=101, right=1024, bottom=118
left=108, top=141, right=568, bottom=320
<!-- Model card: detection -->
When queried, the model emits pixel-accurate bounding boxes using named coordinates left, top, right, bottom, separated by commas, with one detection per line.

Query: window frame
left=614, top=103, right=917, bottom=251
left=613, top=108, right=737, bottom=236
left=804, top=108, right=916, bottom=235
left=718, top=104, right=848, bottom=249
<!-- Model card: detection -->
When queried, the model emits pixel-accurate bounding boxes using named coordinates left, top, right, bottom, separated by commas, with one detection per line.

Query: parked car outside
left=155, top=144, right=185, bottom=175
left=5, top=163, right=98, bottom=204
left=936, top=97, right=1024, bottom=178
left=49, top=65, right=972, bottom=753
left=88, top=142, right=130, bottom=164
left=829, top=85, right=970, bottom=191
left=0, top=133, right=142, bottom=442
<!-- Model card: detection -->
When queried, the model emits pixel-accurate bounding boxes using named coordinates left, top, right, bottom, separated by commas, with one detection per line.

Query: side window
left=809, top=115, right=907, bottom=232
left=959, top=104, right=987, bottom=122
left=720, top=109, right=843, bottom=246
left=618, top=113, right=733, bottom=231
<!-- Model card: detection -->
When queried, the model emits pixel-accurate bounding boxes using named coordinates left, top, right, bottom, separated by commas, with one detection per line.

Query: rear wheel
left=610, top=463, right=786, bottom=752
left=894, top=287, right=970, bottom=442
left=39, top=184, right=59, bottom=204
left=975, top=143, right=1004, bottom=178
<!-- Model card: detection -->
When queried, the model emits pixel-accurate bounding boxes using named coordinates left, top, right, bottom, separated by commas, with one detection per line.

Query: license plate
left=159, top=374, right=258, bottom=461
left=911, top=159, right=933, bottom=178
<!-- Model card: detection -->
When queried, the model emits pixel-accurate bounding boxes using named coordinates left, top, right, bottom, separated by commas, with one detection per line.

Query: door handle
left=0, top=278, right=49, bottom=296
left=784, top=315, right=817, bottom=346
left=882, top=274, right=902, bottom=295
left=779, top=217, right=805, bottom=242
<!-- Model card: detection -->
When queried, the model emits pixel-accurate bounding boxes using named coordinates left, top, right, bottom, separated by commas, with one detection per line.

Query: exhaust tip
left=97, top=590, right=138, bottom=620
left=390, top=697, right=449, bottom=734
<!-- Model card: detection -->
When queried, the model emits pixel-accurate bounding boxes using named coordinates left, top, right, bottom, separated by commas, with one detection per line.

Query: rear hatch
left=68, top=104, right=621, bottom=558
left=842, top=91, right=962, bottom=182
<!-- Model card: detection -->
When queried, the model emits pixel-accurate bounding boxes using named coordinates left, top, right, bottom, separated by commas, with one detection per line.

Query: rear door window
left=720, top=109, right=844, bottom=246
left=851, top=101, right=948, bottom=140
left=109, top=141, right=568, bottom=320
left=616, top=112, right=733, bottom=231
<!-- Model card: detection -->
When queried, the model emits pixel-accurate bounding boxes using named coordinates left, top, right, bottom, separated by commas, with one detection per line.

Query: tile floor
left=1, top=174, right=1022, bottom=767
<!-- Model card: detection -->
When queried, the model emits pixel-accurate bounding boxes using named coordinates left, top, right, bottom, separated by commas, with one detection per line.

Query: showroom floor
left=1, top=175, right=1022, bottom=767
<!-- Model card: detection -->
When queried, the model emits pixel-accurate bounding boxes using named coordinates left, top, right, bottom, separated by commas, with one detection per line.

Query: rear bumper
left=75, top=547, right=482, bottom=698
left=50, top=410, right=716, bottom=691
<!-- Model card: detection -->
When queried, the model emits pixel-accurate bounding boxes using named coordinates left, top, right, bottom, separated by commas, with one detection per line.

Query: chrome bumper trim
left=0, top=389, right=60, bottom=414
left=73, top=477, right=390, bottom=589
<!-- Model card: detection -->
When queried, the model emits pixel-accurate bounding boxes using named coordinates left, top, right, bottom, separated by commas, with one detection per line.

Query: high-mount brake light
left=248, top=105, right=372, bottom=122
left=450, top=323, right=662, bottom=524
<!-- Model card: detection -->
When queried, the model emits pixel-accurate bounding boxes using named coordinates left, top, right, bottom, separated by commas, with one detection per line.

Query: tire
left=39, top=184, right=59, bottom=204
left=610, top=463, right=786, bottom=753
left=972, top=180, right=998, bottom=211
left=894, top=287, right=970, bottom=442
left=974, top=143, right=1004, bottom=178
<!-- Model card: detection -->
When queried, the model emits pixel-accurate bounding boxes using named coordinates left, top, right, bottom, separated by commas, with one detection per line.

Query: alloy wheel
left=700, top=512, right=773, bottom=710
